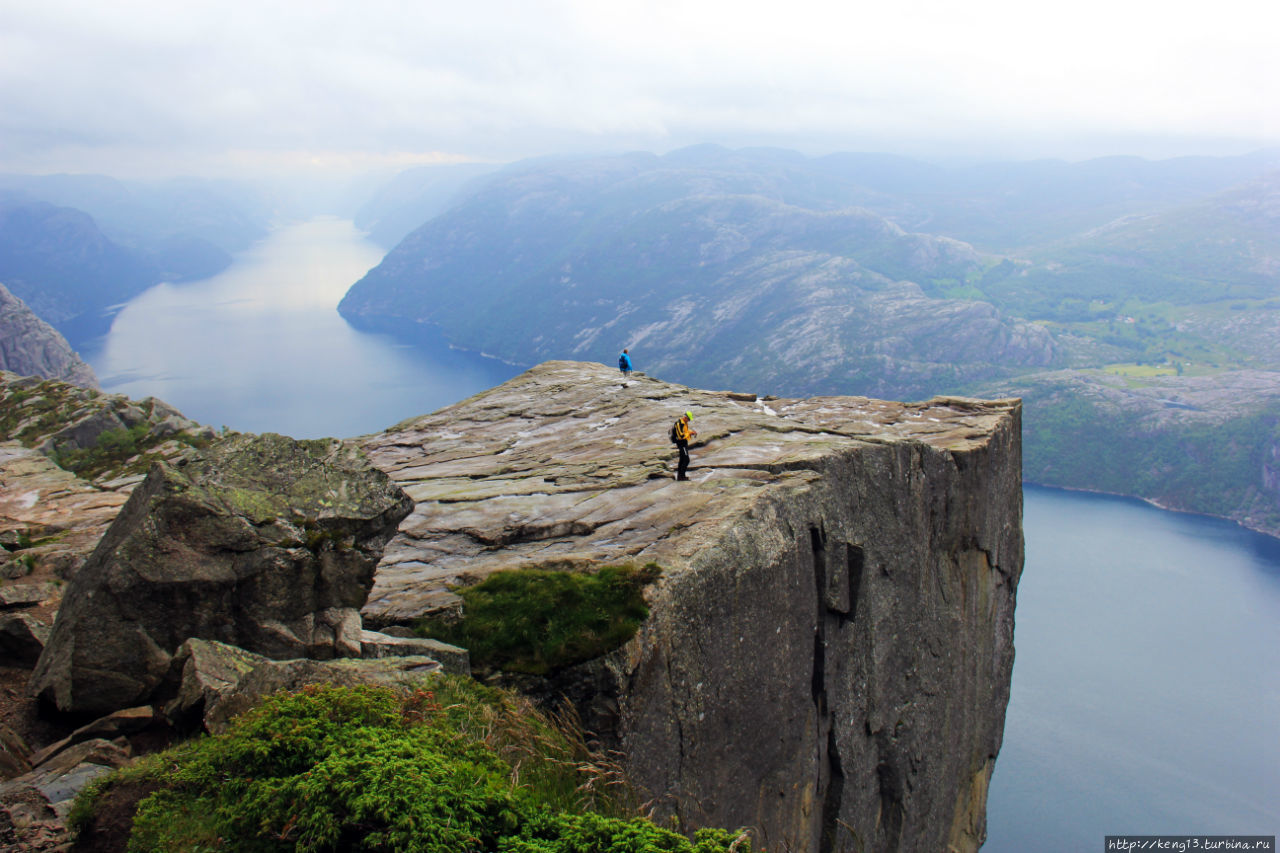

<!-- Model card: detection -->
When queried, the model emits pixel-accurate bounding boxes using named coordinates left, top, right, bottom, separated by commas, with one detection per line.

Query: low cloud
left=1, top=0, right=1275, bottom=176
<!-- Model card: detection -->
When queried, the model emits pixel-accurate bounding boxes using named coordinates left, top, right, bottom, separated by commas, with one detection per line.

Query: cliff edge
left=357, top=360, right=1023, bottom=853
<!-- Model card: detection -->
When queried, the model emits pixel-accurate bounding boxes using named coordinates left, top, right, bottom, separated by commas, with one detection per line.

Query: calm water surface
left=85, top=217, right=519, bottom=438
left=82, top=221, right=1280, bottom=847
left=985, top=486, right=1280, bottom=850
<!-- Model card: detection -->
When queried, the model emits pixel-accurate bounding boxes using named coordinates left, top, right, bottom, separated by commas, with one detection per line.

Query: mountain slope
left=353, top=162, right=500, bottom=248
left=0, top=283, right=97, bottom=388
left=980, top=368, right=1280, bottom=537
left=988, top=172, right=1280, bottom=315
left=0, top=196, right=159, bottom=331
left=340, top=152, right=1054, bottom=398
left=0, top=173, right=267, bottom=281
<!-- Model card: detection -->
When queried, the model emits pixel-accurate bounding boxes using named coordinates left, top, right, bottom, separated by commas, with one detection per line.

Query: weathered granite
left=0, top=442, right=131, bottom=589
left=0, top=584, right=57, bottom=610
left=163, top=638, right=446, bottom=734
left=26, top=706, right=154, bottom=768
left=0, top=284, right=98, bottom=390
left=0, top=614, right=50, bottom=668
left=29, top=433, right=414, bottom=715
left=0, top=370, right=215, bottom=613
left=356, top=360, right=1023, bottom=853
left=0, top=736, right=130, bottom=822
left=359, top=629, right=470, bottom=675
left=0, top=724, right=30, bottom=781
left=0, top=371, right=210, bottom=475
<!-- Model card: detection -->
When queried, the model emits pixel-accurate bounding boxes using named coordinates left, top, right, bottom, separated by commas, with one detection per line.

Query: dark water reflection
left=985, top=485, right=1280, bottom=850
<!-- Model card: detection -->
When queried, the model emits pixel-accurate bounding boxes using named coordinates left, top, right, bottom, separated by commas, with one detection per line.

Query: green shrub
left=75, top=681, right=749, bottom=853
left=51, top=423, right=208, bottom=480
left=416, top=564, right=662, bottom=676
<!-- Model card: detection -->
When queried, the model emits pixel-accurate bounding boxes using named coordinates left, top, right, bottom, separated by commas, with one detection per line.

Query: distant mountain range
left=0, top=175, right=270, bottom=342
left=340, top=150, right=1062, bottom=397
left=341, top=144, right=1280, bottom=535
left=0, top=196, right=160, bottom=331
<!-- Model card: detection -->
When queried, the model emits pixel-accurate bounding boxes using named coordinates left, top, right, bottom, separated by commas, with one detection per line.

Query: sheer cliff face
left=0, top=283, right=98, bottom=388
left=358, top=361, right=1023, bottom=853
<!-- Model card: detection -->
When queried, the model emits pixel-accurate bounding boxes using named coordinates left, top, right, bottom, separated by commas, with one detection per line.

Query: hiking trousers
left=676, top=441, right=690, bottom=480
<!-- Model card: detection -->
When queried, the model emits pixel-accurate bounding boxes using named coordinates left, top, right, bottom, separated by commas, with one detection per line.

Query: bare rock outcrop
left=0, top=284, right=97, bottom=390
left=357, top=360, right=1023, bottom=853
left=163, top=638, right=455, bottom=734
left=29, top=432, right=413, bottom=715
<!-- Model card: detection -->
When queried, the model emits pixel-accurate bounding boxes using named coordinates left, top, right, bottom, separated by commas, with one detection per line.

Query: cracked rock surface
left=358, top=361, right=1013, bottom=624
left=357, top=360, right=1024, bottom=853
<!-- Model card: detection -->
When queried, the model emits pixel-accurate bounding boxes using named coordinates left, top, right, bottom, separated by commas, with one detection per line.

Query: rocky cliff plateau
left=356, top=360, right=1024, bottom=852
left=0, top=361, right=1022, bottom=852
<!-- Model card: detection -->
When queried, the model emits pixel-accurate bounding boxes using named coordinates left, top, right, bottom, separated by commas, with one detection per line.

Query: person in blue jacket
left=618, top=349, right=633, bottom=377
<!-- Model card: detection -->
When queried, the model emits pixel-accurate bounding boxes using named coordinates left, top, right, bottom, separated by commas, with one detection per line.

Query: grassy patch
left=417, top=564, right=662, bottom=676
left=71, top=681, right=750, bottom=852
left=51, top=424, right=208, bottom=481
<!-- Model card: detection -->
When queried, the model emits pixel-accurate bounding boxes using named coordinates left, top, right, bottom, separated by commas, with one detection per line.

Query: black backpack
left=669, top=421, right=680, bottom=445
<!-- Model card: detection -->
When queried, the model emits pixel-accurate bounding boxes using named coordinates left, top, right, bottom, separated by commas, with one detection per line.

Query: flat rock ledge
left=355, top=360, right=1024, bottom=853
left=358, top=360, right=1018, bottom=625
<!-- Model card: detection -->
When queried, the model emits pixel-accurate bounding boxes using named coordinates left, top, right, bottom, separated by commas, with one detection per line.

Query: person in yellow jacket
left=673, top=411, right=697, bottom=481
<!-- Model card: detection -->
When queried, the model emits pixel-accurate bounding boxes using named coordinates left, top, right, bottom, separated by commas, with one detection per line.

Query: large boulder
left=29, top=433, right=413, bottom=715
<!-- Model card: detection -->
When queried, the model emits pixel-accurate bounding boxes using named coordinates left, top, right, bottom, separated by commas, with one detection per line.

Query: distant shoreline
left=1023, top=479, right=1280, bottom=542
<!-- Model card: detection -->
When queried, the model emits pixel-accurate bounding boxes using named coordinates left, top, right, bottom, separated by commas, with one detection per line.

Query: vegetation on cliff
left=416, top=564, right=662, bottom=676
left=1021, top=392, right=1280, bottom=533
left=0, top=372, right=211, bottom=484
left=71, top=680, right=750, bottom=852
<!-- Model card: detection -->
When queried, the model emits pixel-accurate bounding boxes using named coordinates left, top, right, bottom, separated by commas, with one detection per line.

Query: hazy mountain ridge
left=0, top=174, right=274, bottom=344
left=0, top=173, right=267, bottom=283
left=352, top=162, right=501, bottom=248
left=813, top=148, right=1280, bottom=250
left=0, top=196, right=159, bottom=329
left=993, top=172, right=1280, bottom=315
left=341, top=150, right=1055, bottom=397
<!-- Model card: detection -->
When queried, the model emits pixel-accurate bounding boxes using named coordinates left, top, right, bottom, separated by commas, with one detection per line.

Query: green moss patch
left=71, top=681, right=749, bottom=852
left=417, top=564, right=662, bottom=676
left=50, top=423, right=208, bottom=481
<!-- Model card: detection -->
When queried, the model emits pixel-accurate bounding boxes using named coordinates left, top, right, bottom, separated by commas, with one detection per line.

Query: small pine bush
left=76, top=680, right=749, bottom=852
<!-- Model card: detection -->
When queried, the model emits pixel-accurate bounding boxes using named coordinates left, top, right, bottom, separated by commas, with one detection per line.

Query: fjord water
left=84, top=220, right=1279, bottom=847
left=85, top=218, right=520, bottom=438
left=985, top=486, right=1280, bottom=851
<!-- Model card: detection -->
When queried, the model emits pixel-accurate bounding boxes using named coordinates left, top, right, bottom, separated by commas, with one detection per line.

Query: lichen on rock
left=29, top=432, right=413, bottom=715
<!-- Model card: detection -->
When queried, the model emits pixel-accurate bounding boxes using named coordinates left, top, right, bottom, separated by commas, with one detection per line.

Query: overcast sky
left=1, top=0, right=1276, bottom=177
